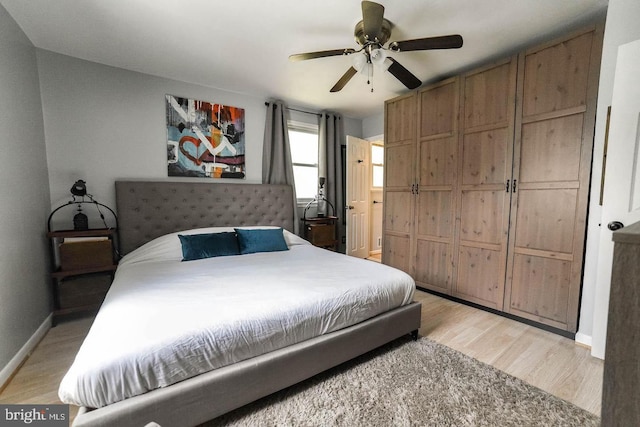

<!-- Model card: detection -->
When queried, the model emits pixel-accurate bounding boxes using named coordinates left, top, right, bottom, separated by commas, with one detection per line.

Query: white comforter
left=58, top=227, right=415, bottom=408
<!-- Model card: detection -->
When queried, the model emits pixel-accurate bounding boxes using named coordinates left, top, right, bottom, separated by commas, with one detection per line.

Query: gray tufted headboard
left=115, top=181, right=294, bottom=255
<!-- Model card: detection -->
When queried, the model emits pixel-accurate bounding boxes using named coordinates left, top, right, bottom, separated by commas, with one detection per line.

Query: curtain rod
left=264, top=102, right=340, bottom=119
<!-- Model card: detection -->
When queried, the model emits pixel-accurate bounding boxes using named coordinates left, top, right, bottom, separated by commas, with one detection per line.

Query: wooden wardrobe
left=383, top=24, right=603, bottom=333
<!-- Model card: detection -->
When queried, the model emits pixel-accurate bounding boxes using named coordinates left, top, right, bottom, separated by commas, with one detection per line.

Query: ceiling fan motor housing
left=354, top=19, right=392, bottom=47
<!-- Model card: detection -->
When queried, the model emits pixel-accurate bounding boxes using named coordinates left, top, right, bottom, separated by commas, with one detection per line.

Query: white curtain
left=318, top=112, right=345, bottom=252
left=263, top=100, right=299, bottom=234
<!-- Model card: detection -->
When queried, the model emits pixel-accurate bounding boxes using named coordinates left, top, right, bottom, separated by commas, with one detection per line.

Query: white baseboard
left=0, top=313, right=52, bottom=390
left=575, top=332, right=592, bottom=349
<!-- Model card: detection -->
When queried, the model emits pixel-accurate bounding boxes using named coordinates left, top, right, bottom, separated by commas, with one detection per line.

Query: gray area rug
left=205, top=337, right=599, bottom=426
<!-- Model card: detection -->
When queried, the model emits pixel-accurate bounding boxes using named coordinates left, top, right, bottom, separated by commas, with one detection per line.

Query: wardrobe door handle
left=512, top=179, right=517, bottom=193
left=506, top=180, right=510, bottom=192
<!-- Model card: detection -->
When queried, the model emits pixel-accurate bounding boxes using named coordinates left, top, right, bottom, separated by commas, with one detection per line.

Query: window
left=288, top=122, right=319, bottom=201
left=371, top=143, right=384, bottom=188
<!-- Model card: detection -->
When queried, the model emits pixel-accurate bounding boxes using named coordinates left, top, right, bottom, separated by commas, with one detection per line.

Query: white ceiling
left=1, top=0, right=607, bottom=119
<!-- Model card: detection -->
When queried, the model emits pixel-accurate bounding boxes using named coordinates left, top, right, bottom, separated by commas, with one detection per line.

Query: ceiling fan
left=289, top=1, right=463, bottom=92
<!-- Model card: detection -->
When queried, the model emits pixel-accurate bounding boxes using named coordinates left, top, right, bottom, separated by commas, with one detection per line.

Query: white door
left=592, top=39, right=640, bottom=358
left=346, top=136, right=370, bottom=258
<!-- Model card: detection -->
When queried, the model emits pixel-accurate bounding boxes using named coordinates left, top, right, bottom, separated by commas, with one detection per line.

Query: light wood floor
left=0, top=290, right=603, bottom=422
left=413, top=291, right=603, bottom=415
left=366, top=253, right=382, bottom=262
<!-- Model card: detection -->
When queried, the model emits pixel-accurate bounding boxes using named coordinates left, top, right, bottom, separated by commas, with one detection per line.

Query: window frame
left=288, top=121, right=319, bottom=205
left=371, top=142, right=384, bottom=189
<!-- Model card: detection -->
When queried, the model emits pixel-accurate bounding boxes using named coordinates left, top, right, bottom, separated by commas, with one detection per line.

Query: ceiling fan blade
left=390, top=35, right=463, bottom=52
left=289, top=48, right=356, bottom=62
left=362, top=1, right=385, bottom=42
left=387, top=58, right=421, bottom=90
left=330, top=67, right=358, bottom=92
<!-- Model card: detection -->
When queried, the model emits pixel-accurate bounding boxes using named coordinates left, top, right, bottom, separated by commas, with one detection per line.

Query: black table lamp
left=47, top=180, right=118, bottom=232
left=70, top=180, right=87, bottom=197
left=70, top=180, right=88, bottom=230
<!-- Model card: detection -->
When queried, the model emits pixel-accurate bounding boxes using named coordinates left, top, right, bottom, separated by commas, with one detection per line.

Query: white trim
left=0, top=314, right=52, bottom=389
left=574, top=332, right=593, bottom=349
left=287, top=120, right=318, bottom=133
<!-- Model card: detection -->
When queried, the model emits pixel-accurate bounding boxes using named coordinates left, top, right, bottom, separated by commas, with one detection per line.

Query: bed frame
left=72, top=180, right=421, bottom=427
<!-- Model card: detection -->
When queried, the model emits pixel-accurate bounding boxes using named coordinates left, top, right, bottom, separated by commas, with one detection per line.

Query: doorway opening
left=345, top=135, right=384, bottom=261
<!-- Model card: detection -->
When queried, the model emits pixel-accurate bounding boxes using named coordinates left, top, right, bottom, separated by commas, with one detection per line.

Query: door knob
left=608, top=221, right=624, bottom=231
left=346, top=205, right=354, bottom=210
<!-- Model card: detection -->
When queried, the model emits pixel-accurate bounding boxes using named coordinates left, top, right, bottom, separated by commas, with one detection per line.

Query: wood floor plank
left=415, top=290, right=603, bottom=415
left=462, top=317, right=530, bottom=365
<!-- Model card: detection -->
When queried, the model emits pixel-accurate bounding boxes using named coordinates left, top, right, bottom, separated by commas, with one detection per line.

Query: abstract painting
left=166, top=95, right=245, bottom=178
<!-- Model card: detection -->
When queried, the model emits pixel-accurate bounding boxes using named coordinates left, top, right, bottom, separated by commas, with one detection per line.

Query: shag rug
left=204, top=337, right=599, bottom=426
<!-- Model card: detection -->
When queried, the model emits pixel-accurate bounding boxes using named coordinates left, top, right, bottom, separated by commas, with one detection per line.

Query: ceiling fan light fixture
left=352, top=52, right=368, bottom=73
left=370, top=48, right=387, bottom=67
left=379, top=57, right=393, bottom=71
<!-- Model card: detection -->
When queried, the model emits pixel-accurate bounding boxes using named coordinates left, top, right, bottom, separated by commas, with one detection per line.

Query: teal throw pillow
left=178, top=232, right=241, bottom=261
left=234, top=228, right=289, bottom=254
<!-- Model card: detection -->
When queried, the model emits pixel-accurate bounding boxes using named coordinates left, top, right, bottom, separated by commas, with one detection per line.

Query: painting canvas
left=166, top=95, right=245, bottom=178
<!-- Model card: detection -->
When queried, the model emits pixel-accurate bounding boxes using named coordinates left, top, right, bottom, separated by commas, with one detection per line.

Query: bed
left=63, top=180, right=421, bottom=427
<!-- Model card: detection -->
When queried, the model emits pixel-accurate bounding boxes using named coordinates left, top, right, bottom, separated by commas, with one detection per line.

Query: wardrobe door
left=414, top=78, right=459, bottom=294
left=505, top=25, right=603, bottom=331
left=383, top=93, right=417, bottom=275
left=453, top=58, right=517, bottom=310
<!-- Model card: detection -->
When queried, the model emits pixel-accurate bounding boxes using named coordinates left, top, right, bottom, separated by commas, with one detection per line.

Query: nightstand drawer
left=307, top=223, right=336, bottom=246
left=302, top=216, right=338, bottom=251
left=60, top=240, right=113, bottom=271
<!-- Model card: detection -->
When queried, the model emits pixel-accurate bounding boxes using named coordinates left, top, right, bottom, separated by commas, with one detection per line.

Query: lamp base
left=73, top=212, right=88, bottom=231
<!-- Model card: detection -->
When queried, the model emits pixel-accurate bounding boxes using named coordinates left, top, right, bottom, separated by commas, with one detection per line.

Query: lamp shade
left=352, top=52, right=368, bottom=73
left=370, top=48, right=387, bottom=67
left=70, top=180, right=87, bottom=197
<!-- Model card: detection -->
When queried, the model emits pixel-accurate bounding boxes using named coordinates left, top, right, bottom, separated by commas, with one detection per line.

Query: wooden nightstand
left=302, top=216, right=338, bottom=251
left=47, top=228, right=118, bottom=324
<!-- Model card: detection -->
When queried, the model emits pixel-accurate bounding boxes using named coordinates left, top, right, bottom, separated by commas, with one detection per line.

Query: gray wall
left=0, top=5, right=51, bottom=370
left=343, top=116, right=363, bottom=140
left=37, top=50, right=269, bottom=230
left=37, top=50, right=363, bottom=230
left=362, top=113, right=384, bottom=139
